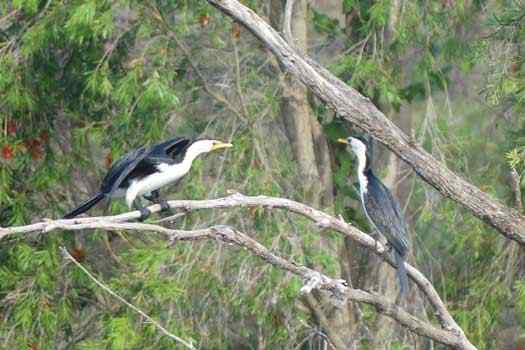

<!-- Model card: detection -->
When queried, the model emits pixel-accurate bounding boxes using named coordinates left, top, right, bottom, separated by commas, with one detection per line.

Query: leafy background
left=1, top=0, right=525, bottom=349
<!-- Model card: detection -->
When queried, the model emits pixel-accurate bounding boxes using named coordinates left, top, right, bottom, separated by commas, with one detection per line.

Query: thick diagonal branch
left=206, top=0, right=525, bottom=245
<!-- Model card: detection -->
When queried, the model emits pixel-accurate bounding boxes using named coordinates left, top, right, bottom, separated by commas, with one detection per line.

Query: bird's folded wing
left=364, top=176, right=410, bottom=253
left=101, top=145, right=151, bottom=194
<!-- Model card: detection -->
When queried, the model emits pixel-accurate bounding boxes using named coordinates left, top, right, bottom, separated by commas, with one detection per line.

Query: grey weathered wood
left=207, top=0, right=525, bottom=245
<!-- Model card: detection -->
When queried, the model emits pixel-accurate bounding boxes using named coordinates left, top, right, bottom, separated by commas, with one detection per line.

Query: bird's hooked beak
left=211, top=141, right=233, bottom=151
left=337, top=138, right=349, bottom=145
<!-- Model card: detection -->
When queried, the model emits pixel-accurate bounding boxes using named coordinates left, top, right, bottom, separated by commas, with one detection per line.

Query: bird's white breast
left=125, top=162, right=190, bottom=208
left=358, top=171, right=368, bottom=194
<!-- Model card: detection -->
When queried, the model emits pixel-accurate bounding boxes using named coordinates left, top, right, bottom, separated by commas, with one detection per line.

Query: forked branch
left=1, top=193, right=476, bottom=349
left=56, top=224, right=466, bottom=348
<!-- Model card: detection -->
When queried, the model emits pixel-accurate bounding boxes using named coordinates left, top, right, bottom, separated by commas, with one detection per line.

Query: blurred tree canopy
left=1, top=0, right=525, bottom=349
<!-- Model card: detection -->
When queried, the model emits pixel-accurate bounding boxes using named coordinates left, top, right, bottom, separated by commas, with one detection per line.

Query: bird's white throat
left=353, top=146, right=368, bottom=194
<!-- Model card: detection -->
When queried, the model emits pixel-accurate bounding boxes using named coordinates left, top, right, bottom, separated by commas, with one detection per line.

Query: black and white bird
left=63, top=137, right=232, bottom=219
left=338, top=136, right=410, bottom=295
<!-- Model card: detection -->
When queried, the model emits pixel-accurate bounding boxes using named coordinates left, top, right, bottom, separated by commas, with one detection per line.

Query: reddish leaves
left=39, top=131, right=49, bottom=142
left=1, top=145, right=14, bottom=160
left=105, top=152, right=113, bottom=168
left=251, top=158, right=261, bottom=169
left=70, top=247, right=86, bottom=262
left=2, top=120, right=50, bottom=161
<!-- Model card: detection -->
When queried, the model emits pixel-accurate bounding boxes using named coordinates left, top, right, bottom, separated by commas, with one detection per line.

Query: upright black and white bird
left=63, top=137, right=232, bottom=219
left=338, top=136, right=410, bottom=295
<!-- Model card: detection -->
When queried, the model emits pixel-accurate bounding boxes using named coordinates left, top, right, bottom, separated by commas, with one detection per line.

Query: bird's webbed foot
left=143, top=191, right=171, bottom=216
left=138, top=207, right=151, bottom=222
left=134, top=201, right=151, bottom=221
left=369, top=230, right=391, bottom=254
left=159, top=199, right=171, bottom=213
left=369, top=231, right=381, bottom=252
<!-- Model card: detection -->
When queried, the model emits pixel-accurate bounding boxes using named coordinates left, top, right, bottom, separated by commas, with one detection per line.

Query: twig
left=233, top=40, right=249, bottom=118
left=152, top=212, right=188, bottom=224
left=146, top=2, right=247, bottom=123
left=0, top=0, right=53, bottom=55
left=60, top=247, right=196, bottom=350
left=510, top=167, right=523, bottom=211
left=283, top=0, right=297, bottom=45
left=169, top=226, right=475, bottom=348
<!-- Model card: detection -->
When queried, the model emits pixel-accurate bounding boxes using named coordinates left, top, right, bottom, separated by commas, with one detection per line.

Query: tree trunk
left=270, top=1, right=349, bottom=348
left=275, top=0, right=333, bottom=208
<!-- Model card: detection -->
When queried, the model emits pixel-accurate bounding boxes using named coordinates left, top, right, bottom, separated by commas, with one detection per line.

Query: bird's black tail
left=63, top=192, right=105, bottom=219
left=395, top=250, right=409, bottom=296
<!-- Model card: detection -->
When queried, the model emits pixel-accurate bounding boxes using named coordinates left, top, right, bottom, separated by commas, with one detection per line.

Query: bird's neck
left=180, top=144, right=205, bottom=169
left=354, top=148, right=369, bottom=193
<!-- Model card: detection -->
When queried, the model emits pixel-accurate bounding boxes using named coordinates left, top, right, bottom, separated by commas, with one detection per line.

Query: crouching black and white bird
left=338, top=136, right=410, bottom=295
left=63, top=137, right=232, bottom=220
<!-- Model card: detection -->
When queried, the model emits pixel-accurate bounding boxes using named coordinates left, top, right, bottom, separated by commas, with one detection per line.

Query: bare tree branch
left=57, top=224, right=468, bottom=348
left=1, top=193, right=475, bottom=349
left=60, top=247, right=196, bottom=350
left=169, top=226, right=468, bottom=348
left=206, top=0, right=525, bottom=246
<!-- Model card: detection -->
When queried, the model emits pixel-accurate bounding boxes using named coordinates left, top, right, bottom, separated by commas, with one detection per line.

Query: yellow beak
left=211, top=142, right=233, bottom=151
left=337, top=138, right=349, bottom=144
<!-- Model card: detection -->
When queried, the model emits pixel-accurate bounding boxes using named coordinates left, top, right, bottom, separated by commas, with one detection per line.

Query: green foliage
left=367, top=0, right=390, bottom=29
left=312, top=9, right=340, bottom=36
left=0, top=1, right=321, bottom=347
left=516, top=281, right=525, bottom=328
left=13, top=0, right=40, bottom=15
left=107, top=317, right=140, bottom=350
left=1, top=0, right=524, bottom=349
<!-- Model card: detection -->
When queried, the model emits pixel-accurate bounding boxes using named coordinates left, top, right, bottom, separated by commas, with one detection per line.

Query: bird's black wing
left=149, top=137, right=191, bottom=164
left=363, top=170, right=410, bottom=254
left=129, top=137, right=191, bottom=176
left=156, top=137, right=190, bottom=163
left=100, top=145, right=151, bottom=194
left=100, top=137, right=191, bottom=193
